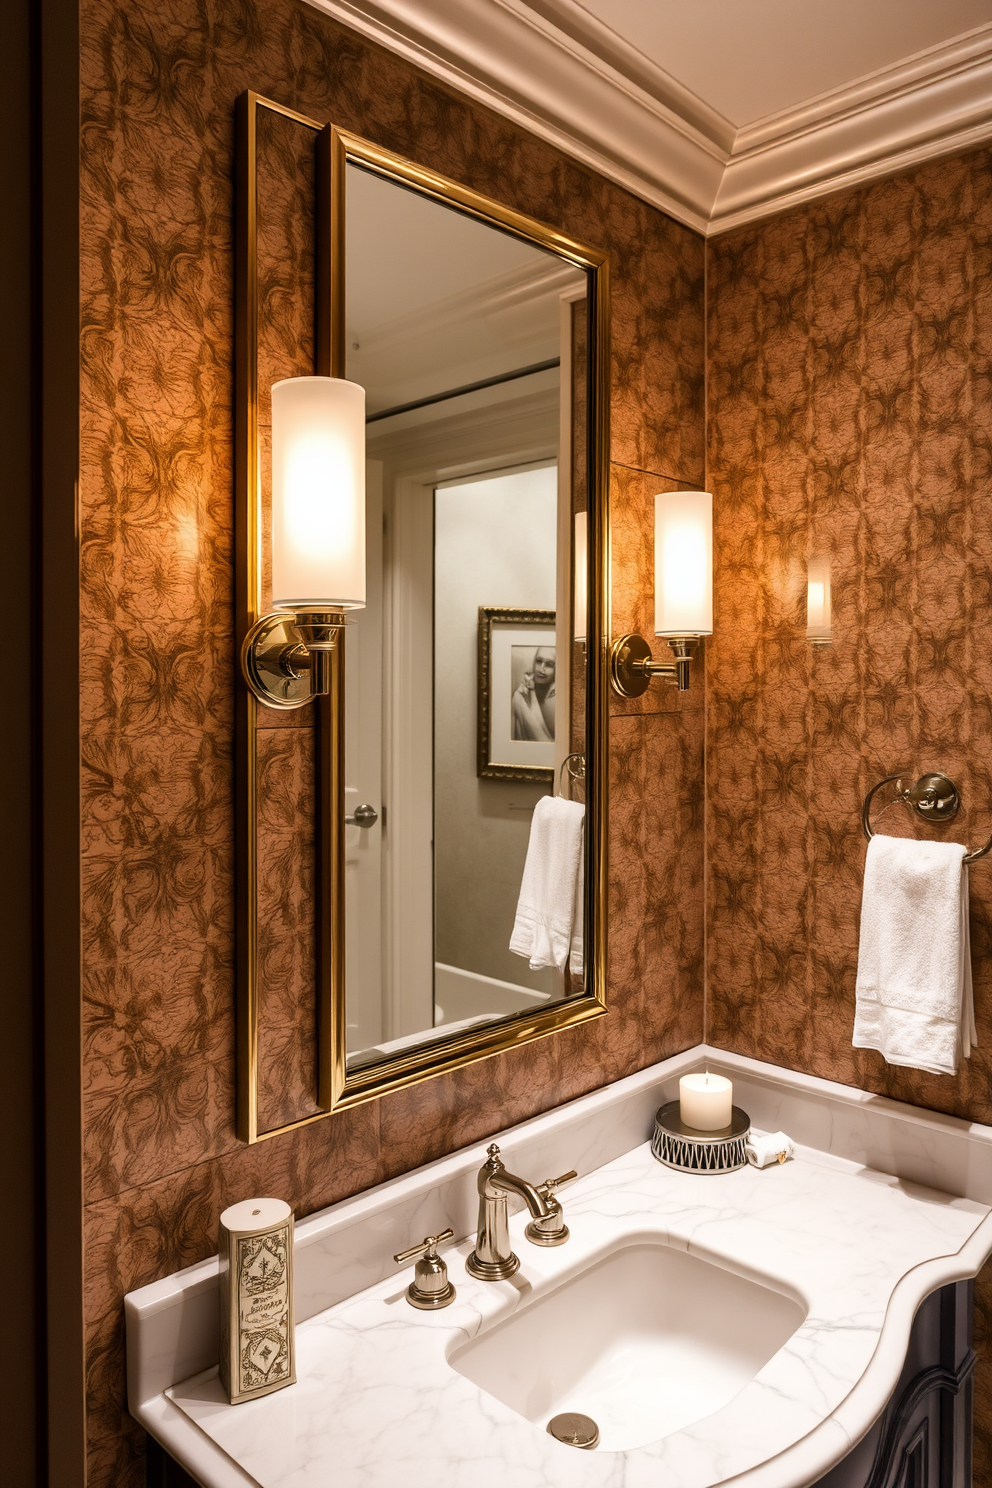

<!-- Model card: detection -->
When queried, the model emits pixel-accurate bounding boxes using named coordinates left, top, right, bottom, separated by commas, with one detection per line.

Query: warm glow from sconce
left=806, top=558, right=832, bottom=644
left=574, top=510, right=587, bottom=642
left=271, top=377, right=366, bottom=611
left=654, top=491, right=713, bottom=637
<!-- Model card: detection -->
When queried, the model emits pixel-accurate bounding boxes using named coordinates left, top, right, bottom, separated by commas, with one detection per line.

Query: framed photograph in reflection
left=478, top=607, right=556, bottom=781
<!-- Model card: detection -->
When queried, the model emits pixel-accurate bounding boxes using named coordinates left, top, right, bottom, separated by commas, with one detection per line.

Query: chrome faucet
left=466, top=1143, right=558, bottom=1280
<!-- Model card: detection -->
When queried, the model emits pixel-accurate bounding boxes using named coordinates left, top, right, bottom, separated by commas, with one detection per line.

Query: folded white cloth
left=853, top=834, right=975, bottom=1077
left=745, top=1130, right=795, bottom=1168
left=568, top=817, right=584, bottom=976
left=510, top=796, right=585, bottom=971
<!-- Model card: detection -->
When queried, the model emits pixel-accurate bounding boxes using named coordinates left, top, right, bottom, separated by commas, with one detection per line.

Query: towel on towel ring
left=510, top=795, right=584, bottom=973
left=853, top=833, right=975, bottom=1077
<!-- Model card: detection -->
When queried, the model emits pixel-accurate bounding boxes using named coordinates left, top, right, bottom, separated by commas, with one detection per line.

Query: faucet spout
left=488, top=1167, right=554, bottom=1220
left=465, top=1144, right=555, bottom=1282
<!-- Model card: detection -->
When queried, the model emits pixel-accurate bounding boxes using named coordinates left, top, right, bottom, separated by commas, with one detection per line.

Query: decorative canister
left=219, top=1197, right=296, bottom=1404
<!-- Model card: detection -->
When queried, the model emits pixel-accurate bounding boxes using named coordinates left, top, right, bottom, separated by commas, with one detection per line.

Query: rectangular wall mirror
left=236, top=95, right=610, bottom=1140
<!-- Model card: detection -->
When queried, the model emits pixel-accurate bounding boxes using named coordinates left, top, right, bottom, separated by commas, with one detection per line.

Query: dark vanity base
left=146, top=1437, right=201, bottom=1488
left=816, top=1281, right=974, bottom=1488
left=144, top=1282, right=974, bottom=1488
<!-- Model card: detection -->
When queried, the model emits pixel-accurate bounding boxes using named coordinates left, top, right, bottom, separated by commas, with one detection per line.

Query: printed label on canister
left=235, top=1226, right=292, bottom=1393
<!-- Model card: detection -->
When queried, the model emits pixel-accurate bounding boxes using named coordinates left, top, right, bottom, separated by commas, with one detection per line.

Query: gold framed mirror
left=235, top=91, right=610, bottom=1143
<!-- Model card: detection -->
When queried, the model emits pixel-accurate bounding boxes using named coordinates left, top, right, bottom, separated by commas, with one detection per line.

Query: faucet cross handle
left=526, top=1169, right=578, bottom=1248
left=394, top=1228, right=456, bottom=1310
left=537, top=1169, right=577, bottom=1196
left=393, top=1227, right=454, bottom=1266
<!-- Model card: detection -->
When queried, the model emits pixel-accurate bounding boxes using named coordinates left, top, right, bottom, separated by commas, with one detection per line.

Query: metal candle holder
left=651, top=1101, right=751, bottom=1174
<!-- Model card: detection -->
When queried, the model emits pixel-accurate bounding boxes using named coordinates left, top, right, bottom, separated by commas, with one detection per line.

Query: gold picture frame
left=478, top=607, right=557, bottom=782
left=235, top=91, right=611, bottom=1142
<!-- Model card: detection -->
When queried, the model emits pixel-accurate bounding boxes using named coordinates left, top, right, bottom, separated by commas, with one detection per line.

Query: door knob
left=345, top=803, right=378, bottom=827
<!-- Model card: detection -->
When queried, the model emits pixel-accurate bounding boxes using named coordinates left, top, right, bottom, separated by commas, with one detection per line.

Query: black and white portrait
left=478, top=609, right=556, bottom=780
left=510, top=645, right=556, bottom=742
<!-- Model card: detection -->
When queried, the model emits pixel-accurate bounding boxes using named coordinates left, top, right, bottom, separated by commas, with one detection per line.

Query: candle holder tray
left=651, top=1101, right=751, bottom=1174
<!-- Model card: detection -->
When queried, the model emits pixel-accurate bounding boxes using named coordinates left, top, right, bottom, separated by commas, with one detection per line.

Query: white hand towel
left=568, top=817, right=584, bottom=977
left=745, top=1130, right=795, bottom=1168
left=853, top=834, right=975, bottom=1077
left=510, top=796, right=584, bottom=971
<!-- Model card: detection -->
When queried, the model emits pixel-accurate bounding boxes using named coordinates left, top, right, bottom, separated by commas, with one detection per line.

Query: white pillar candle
left=679, top=1072, right=733, bottom=1131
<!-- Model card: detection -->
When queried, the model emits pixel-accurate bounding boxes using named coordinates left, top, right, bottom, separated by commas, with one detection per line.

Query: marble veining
left=166, top=1137, right=990, bottom=1488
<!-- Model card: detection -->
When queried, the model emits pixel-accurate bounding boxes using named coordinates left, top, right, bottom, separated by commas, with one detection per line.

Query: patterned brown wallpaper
left=705, top=147, right=992, bottom=1485
left=81, top=2, right=992, bottom=1482
left=79, top=0, right=705, bottom=1481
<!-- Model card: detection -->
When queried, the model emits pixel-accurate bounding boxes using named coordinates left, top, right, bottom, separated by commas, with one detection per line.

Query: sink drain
left=547, top=1412, right=600, bottom=1449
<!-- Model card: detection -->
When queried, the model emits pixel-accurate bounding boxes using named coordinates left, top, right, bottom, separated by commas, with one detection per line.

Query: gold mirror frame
left=235, top=91, right=610, bottom=1143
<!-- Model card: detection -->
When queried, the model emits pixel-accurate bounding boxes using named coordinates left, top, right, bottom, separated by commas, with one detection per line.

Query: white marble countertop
left=165, top=1135, right=992, bottom=1488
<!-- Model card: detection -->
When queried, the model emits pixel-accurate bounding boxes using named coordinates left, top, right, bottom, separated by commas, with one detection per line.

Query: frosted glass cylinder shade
left=573, top=510, right=587, bottom=642
left=271, top=376, right=366, bottom=611
left=654, top=491, right=713, bottom=637
left=806, top=558, right=832, bottom=642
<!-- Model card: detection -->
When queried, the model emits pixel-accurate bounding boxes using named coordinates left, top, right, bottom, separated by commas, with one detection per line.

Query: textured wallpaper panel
left=79, top=0, right=706, bottom=1481
left=706, top=146, right=992, bottom=1118
left=706, top=148, right=992, bottom=1485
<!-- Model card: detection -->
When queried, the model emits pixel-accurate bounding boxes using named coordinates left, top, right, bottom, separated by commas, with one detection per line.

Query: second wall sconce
left=806, top=557, right=832, bottom=647
left=573, top=510, right=587, bottom=645
left=242, top=376, right=367, bottom=709
left=611, top=490, right=713, bottom=697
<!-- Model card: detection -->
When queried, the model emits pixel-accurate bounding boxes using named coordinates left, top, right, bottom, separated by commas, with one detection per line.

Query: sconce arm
left=241, top=609, right=348, bottom=709
left=610, top=634, right=698, bottom=698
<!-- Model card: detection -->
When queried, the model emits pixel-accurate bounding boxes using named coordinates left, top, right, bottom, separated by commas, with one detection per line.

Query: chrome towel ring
left=862, top=772, right=992, bottom=863
left=557, top=752, right=585, bottom=801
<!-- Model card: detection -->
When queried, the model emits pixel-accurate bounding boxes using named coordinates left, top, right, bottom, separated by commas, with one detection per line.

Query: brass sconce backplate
left=610, top=633, right=698, bottom=697
left=610, top=633, right=653, bottom=697
left=241, top=613, right=317, bottom=709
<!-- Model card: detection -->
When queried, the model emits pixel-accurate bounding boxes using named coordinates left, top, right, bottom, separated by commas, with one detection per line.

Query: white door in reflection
left=433, top=464, right=561, bottom=1023
left=344, top=459, right=384, bottom=1051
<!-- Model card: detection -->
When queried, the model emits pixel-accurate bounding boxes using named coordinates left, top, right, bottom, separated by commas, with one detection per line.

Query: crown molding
left=303, top=0, right=721, bottom=231
left=713, top=22, right=992, bottom=232
left=303, top=0, right=992, bottom=236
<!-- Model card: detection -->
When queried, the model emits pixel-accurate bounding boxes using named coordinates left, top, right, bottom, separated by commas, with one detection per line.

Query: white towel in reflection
left=569, top=817, right=584, bottom=976
left=510, top=796, right=585, bottom=971
left=853, top=834, right=976, bottom=1076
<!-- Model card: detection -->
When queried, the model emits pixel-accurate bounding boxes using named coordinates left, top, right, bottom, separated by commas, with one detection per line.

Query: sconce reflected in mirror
left=610, top=490, right=713, bottom=697
left=806, top=557, right=832, bottom=647
left=573, top=510, right=587, bottom=645
left=242, top=375, right=367, bottom=708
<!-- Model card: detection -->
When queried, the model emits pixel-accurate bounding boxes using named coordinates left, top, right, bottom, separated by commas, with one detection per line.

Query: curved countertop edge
left=135, top=1394, right=260, bottom=1488
left=720, top=1213, right=992, bottom=1488
left=137, top=1211, right=992, bottom=1488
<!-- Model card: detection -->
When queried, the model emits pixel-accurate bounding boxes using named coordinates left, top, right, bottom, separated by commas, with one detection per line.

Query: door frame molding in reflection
left=235, top=92, right=611, bottom=1142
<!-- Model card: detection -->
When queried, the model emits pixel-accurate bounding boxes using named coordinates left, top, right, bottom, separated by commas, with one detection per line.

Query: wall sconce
left=611, top=490, right=713, bottom=696
left=242, top=376, right=366, bottom=708
left=806, top=558, right=832, bottom=646
left=573, top=510, right=587, bottom=644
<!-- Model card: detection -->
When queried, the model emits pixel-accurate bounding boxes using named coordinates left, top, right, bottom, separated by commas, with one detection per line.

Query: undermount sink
left=449, top=1239, right=806, bottom=1451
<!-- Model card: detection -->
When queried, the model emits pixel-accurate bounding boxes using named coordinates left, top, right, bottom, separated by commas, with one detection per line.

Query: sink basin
left=449, top=1240, right=806, bottom=1451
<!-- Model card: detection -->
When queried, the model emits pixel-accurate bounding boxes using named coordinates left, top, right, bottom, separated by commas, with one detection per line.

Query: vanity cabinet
left=146, top=1437, right=200, bottom=1488
left=816, top=1282, right=974, bottom=1488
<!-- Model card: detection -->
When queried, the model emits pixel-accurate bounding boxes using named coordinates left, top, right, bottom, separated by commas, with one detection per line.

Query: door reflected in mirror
left=341, top=161, right=590, bottom=1069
